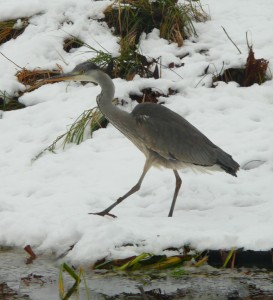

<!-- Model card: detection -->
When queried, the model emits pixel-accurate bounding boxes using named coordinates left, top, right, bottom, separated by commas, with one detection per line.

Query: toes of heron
left=89, top=211, right=117, bottom=218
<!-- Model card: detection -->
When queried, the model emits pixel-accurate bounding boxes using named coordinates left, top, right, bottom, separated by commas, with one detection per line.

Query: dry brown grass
left=16, top=66, right=63, bottom=92
left=214, top=46, right=269, bottom=87
left=0, top=19, right=28, bottom=45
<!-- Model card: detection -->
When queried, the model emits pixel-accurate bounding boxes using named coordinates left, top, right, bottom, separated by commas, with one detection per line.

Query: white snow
left=0, top=0, right=273, bottom=263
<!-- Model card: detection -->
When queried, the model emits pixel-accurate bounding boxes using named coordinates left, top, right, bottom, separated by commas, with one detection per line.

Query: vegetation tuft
left=1, top=66, right=63, bottom=112
left=85, top=0, right=209, bottom=80
left=33, top=104, right=112, bottom=161
left=107, top=46, right=158, bottom=80
left=103, top=0, right=208, bottom=47
left=93, top=249, right=208, bottom=271
left=59, top=263, right=90, bottom=300
left=213, top=30, right=270, bottom=87
left=82, top=40, right=158, bottom=80
left=16, top=66, right=63, bottom=92
left=0, top=18, right=29, bottom=46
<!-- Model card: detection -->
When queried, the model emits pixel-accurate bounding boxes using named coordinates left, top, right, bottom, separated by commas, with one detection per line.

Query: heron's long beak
left=46, top=71, right=97, bottom=85
left=46, top=71, right=79, bottom=83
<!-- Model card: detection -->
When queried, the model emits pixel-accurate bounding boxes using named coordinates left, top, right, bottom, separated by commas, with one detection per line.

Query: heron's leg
left=168, top=170, right=182, bottom=217
left=90, top=159, right=152, bottom=217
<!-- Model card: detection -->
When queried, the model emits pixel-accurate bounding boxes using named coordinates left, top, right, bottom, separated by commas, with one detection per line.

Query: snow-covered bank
left=0, top=0, right=272, bottom=263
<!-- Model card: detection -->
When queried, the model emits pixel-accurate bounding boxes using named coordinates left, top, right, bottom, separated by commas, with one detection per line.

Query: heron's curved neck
left=95, top=70, right=131, bottom=132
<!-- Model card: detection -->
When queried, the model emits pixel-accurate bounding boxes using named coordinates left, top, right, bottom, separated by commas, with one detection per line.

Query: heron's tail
left=216, top=149, right=240, bottom=177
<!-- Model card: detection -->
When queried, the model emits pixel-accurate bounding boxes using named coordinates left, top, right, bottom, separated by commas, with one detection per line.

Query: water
left=1, top=247, right=273, bottom=299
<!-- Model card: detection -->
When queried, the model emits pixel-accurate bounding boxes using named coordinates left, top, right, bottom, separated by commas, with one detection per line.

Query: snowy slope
left=0, top=0, right=273, bottom=263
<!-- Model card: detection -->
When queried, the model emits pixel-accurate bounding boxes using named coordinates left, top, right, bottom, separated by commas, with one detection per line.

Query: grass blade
left=63, top=263, right=81, bottom=282
left=58, top=265, right=65, bottom=299
left=116, top=253, right=150, bottom=271
left=222, top=248, right=236, bottom=268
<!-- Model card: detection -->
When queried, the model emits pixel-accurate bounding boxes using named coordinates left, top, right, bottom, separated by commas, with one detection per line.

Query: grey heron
left=49, top=62, right=239, bottom=218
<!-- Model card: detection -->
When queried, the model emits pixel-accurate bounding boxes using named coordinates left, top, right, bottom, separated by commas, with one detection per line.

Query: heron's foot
left=89, top=211, right=117, bottom=218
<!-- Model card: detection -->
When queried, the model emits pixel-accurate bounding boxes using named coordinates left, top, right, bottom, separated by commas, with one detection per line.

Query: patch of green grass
left=169, top=266, right=188, bottom=278
left=63, top=106, right=107, bottom=145
left=71, top=35, right=156, bottom=80
left=59, top=263, right=90, bottom=300
left=33, top=105, right=109, bottom=161
left=94, top=252, right=198, bottom=271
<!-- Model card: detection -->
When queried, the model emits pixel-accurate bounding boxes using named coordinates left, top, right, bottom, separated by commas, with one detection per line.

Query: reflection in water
left=0, top=247, right=273, bottom=300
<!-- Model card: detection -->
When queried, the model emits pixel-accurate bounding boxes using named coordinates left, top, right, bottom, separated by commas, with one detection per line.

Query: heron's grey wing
left=131, top=103, right=218, bottom=166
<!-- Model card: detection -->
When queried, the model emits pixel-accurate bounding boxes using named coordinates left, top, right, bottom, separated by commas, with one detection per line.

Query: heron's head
left=47, top=62, right=101, bottom=83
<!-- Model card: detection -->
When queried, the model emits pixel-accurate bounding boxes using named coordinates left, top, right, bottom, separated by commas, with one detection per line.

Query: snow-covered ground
left=0, top=0, right=272, bottom=263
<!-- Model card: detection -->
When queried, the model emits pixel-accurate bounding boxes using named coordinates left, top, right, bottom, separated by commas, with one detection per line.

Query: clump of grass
left=103, top=0, right=209, bottom=47
left=77, top=37, right=157, bottom=80
left=63, top=105, right=108, bottom=145
left=115, top=35, right=158, bottom=79
left=213, top=30, right=270, bottom=87
left=213, top=46, right=269, bottom=87
left=93, top=249, right=207, bottom=271
left=16, top=66, right=63, bottom=92
left=33, top=105, right=110, bottom=161
left=0, top=66, right=63, bottom=113
left=90, top=0, right=209, bottom=79
left=0, top=18, right=28, bottom=45
left=242, top=46, right=269, bottom=86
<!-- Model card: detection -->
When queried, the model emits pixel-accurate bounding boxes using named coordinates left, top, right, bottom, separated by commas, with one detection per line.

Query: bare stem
left=221, top=26, right=242, bottom=54
left=0, top=51, right=23, bottom=69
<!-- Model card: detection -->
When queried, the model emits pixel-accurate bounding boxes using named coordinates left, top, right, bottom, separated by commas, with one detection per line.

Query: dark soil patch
left=63, top=37, right=83, bottom=52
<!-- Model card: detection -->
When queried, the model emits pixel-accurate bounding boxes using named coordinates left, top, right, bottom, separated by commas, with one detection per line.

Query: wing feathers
left=132, top=103, right=225, bottom=167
